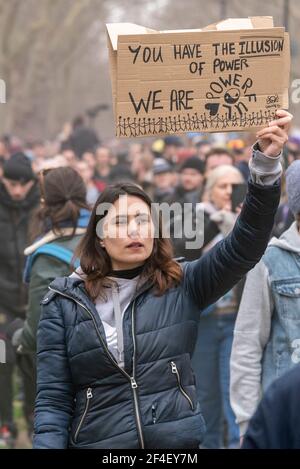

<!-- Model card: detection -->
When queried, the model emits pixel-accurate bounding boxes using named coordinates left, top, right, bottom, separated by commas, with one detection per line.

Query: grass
left=13, top=399, right=32, bottom=449
left=0, top=371, right=32, bottom=450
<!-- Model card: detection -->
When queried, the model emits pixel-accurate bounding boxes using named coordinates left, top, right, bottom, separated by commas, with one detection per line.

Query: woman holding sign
left=34, top=110, right=292, bottom=449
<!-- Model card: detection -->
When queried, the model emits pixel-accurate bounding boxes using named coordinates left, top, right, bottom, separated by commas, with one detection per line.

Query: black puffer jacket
left=33, top=181, right=280, bottom=449
left=0, top=181, right=39, bottom=317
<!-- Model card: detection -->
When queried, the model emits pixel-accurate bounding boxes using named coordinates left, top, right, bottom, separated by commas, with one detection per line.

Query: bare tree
left=0, top=0, right=298, bottom=140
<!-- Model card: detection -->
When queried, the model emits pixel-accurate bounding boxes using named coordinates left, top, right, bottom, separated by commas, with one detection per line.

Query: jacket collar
left=48, top=275, right=154, bottom=354
left=48, top=274, right=154, bottom=316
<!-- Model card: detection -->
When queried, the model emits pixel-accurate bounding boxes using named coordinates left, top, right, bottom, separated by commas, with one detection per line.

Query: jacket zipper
left=170, top=361, right=194, bottom=411
left=74, top=387, right=93, bottom=442
left=151, top=402, right=157, bottom=424
left=131, top=300, right=145, bottom=447
left=48, top=287, right=145, bottom=449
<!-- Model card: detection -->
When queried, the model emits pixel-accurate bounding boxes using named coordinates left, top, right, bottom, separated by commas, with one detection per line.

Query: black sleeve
left=183, top=180, right=280, bottom=310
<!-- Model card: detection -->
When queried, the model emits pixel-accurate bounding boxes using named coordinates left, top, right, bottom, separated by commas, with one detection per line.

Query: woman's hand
left=256, top=109, right=293, bottom=157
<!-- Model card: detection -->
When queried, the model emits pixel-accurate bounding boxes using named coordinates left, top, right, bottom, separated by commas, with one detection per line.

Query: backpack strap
left=23, top=243, right=80, bottom=283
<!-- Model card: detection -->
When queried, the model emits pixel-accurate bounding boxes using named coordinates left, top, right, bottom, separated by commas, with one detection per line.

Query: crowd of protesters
left=0, top=111, right=300, bottom=449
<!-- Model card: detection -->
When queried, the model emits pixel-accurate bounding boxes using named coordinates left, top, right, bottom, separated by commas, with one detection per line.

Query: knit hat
left=286, top=160, right=300, bottom=215
left=153, top=158, right=172, bottom=175
left=179, top=156, right=205, bottom=174
left=164, top=135, right=183, bottom=147
left=3, top=152, right=35, bottom=183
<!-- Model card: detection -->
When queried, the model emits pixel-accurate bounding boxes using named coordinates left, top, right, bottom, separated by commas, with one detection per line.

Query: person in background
left=0, top=138, right=10, bottom=161
left=180, top=156, right=205, bottom=195
left=9, top=136, right=24, bottom=155
left=162, top=135, right=183, bottom=166
left=76, top=160, right=100, bottom=206
left=61, top=147, right=78, bottom=168
left=168, top=157, right=206, bottom=261
left=82, top=150, right=97, bottom=172
left=6, top=167, right=90, bottom=449
left=94, top=146, right=112, bottom=191
left=31, top=141, right=47, bottom=173
left=151, top=139, right=165, bottom=159
left=0, top=153, right=39, bottom=447
left=228, top=139, right=251, bottom=182
left=272, top=201, right=294, bottom=238
left=0, top=139, right=9, bottom=178
left=204, top=147, right=234, bottom=176
left=82, top=148, right=115, bottom=193
left=152, top=158, right=175, bottom=203
left=109, top=152, right=135, bottom=186
left=10, top=167, right=90, bottom=356
left=285, top=135, right=300, bottom=165
left=57, top=122, right=73, bottom=151
left=176, top=148, right=197, bottom=166
left=242, top=363, right=300, bottom=449
left=194, top=140, right=212, bottom=161
left=68, top=115, right=99, bottom=159
left=169, top=156, right=205, bottom=206
left=128, top=143, right=143, bottom=163
left=230, top=160, right=300, bottom=444
left=131, top=151, right=153, bottom=195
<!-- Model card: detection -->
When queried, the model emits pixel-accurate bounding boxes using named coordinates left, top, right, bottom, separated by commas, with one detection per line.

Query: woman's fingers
left=269, top=110, right=293, bottom=131
left=256, top=133, right=287, bottom=145
left=256, top=125, right=288, bottom=141
left=268, top=116, right=293, bottom=128
left=275, top=109, right=293, bottom=118
left=255, top=109, right=292, bottom=157
left=257, top=125, right=280, bottom=136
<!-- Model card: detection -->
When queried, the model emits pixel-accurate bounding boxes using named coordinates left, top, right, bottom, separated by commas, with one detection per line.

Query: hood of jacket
left=269, top=221, right=300, bottom=254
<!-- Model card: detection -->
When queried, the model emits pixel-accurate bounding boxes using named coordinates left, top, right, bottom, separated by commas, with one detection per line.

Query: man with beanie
left=230, top=159, right=300, bottom=445
left=167, top=156, right=209, bottom=264
left=168, top=156, right=205, bottom=206
left=0, top=152, right=39, bottom=447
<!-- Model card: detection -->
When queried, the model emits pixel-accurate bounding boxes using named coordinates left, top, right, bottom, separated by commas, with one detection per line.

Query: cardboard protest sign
left=106, top=17, right=290, bottom=138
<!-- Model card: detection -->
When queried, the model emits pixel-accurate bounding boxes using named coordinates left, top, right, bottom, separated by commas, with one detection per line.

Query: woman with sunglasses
left=34, top=111, right=292, bottom=449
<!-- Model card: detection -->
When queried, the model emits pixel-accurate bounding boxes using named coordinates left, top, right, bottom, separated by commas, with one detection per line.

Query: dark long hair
left=76, top=182, right=183, bottom=300
left=30, top=166, right=89, bottom=241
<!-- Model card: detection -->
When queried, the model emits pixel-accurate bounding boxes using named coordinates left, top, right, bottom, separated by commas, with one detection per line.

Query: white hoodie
left=70, top=267, right=140, bottom=368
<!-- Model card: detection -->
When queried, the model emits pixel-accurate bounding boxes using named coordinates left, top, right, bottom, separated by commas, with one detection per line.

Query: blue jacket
left=262, top=224, right=300, bottom=391
left=243, top=364, right=300, bottom=449
left=33, top=181, right=280, bottom=449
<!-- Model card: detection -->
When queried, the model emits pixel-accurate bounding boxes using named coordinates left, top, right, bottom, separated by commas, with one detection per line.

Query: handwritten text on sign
left=115, top=29, right=288, bottom=137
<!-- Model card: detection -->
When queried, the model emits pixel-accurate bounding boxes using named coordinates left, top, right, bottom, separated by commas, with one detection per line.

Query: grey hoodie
left=230, top=222, right=300, bottom=437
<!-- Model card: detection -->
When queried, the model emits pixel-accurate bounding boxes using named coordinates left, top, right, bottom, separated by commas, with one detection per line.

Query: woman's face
left=209, top=172, right=242, bottom=210
left=100, top=195, right=154, bottom=270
